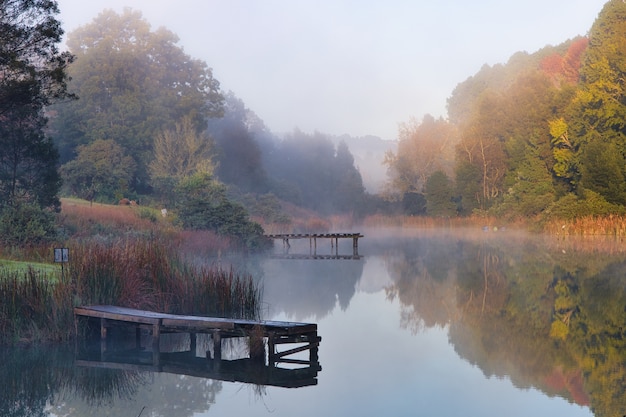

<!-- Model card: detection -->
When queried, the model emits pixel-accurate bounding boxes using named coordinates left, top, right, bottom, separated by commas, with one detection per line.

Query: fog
left=55, top=0, right=606, bottom=141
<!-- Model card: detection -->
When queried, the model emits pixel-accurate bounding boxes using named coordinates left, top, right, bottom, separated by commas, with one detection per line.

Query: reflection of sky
left=201, top=283, right=592, bottom=417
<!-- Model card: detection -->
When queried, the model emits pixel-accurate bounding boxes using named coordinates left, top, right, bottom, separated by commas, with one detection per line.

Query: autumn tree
left=455, top=92, right=508, bottom=213
left=384, top=114, right=457, bottom=202
left=150, top=117, right=216, bottom=206
left=51, top=8, right=223, bottom=192
left=565, top=0, right=626, bottom=206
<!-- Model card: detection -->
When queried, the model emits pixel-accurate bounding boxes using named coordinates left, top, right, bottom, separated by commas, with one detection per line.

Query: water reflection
left=1, top=229, right=624, bottom=416
left=378, top=230, right=626, bottom=417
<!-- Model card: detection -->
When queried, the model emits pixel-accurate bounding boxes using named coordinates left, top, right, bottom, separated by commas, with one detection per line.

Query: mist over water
left=6, top=228, right=625, bottom=416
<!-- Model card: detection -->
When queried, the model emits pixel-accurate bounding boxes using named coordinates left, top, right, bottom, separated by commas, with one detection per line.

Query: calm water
left=2, top=228, right=625, bottom=417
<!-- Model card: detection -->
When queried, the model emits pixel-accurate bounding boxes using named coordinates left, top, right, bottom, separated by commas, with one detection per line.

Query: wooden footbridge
left=265, top=232, right=364, bottom=259
left=74, top=305, right=321, bottom=388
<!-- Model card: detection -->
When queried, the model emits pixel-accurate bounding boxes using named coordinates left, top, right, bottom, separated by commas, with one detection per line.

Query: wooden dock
left=74, top=305, right=321, bottom=387
left=265, top=232, right=363, bottom=258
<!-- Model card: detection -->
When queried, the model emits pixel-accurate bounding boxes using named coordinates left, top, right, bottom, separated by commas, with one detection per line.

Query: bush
left=543, top=190, right=625, bottom=221
left=0, top=203, right=57, bottom=246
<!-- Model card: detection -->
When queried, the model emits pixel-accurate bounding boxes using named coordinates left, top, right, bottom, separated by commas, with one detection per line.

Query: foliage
left=543, top=190, right=625, bottom=221
left=51, top=8, right=223, bottom=191
left=263, top=130, right=367, bottom=214
left=424, top=171, right=456, bottom=217
left=207, top=92, right=269, bottom=193
left=0, top=202, right=57, bottom=245
left=384, top=114, right=457, bottom=197
left=0, top=237, right=262, bottom=344
left=431, top=2, right=626, bottom=221
left=60, top=139, right=136, bottom=203
left=175, top=172, right=268, bottom=250
left=0, top=0, right=74, bottom=212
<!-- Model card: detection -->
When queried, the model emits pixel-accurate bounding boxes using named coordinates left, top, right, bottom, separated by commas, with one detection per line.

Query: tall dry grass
left=0, top=237, right=261, bottom=344
left=543, top=214, right=626, bottom=237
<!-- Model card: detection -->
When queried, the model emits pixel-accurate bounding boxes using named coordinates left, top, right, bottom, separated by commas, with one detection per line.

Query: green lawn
left=0, top=259, right=61, bottom=276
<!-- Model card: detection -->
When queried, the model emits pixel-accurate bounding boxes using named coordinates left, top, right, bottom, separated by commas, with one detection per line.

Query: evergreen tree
left=570, top=0, right=626, bottom=205
left=0, top=0, right=73, bottom=211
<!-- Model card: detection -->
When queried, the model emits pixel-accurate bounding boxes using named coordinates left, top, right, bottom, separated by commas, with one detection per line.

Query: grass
left=0, top=198, right=262, bottom=345
left=0, top=259, right=60, bottom=276
left=0, top=237, right=262, bottom=344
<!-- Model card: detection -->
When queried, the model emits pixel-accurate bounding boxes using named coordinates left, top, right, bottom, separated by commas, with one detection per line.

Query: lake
left=2, top=228, right=625, bottom=416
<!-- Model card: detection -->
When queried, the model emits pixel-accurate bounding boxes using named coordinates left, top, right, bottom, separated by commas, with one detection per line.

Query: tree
left=384, top=115, right=456, bottom=198
left=0, top=0, right=74, bottom=212
left=51, top=8, right=223, bottom=191
left=175, top=172, right=267, bottom=250
left=565, top=0, right=626, bottom=206
left=455, top=92, right=508, bottom=212
left=150, top=117, right=216, bottom=205
left=424, top=171, right=456, bottom=217
left=207, top=92, right=269, bottom=192
left=60, top=139, right=136, bottom=202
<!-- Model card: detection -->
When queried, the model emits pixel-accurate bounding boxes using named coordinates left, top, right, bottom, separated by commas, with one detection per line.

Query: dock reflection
left=76, top=333, right=321, bottom=389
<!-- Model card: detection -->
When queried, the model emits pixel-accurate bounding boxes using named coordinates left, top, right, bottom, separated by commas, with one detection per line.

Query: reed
left=542, top=214, right=626, bottom=237
left=0, top=237, right=262, bottom=344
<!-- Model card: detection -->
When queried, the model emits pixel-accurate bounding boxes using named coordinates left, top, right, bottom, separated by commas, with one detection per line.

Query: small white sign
left=54, top=248, right=69, bottom=263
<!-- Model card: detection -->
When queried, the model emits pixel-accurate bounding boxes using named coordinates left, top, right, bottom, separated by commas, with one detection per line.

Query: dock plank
left=74, top=305, right=317, bottom=335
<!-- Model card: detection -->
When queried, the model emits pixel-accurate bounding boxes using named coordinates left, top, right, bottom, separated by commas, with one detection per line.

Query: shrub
left=0, top=203, right=57, bottom=246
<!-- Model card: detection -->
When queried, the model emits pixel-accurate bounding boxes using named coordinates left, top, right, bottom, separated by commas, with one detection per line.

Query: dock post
left=268, top=332, right=276, bottom=366
left=211, top=331, right=222, bottom=371
left=353, top=236, right=358, bottom=256
left=100, top=318, right=107, bottom=356
left=190, top=332, right=197, bottom=356
left=151, top=321, right=161, bottom=351
left=135, top=327, right=141, bottom=349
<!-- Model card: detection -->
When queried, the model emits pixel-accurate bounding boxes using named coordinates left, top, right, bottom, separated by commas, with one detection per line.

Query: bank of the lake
left=0, top=238, right=261, bottom=345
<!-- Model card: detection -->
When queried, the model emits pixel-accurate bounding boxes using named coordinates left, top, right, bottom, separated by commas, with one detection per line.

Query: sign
left=54, top=248, right=69, bottom=263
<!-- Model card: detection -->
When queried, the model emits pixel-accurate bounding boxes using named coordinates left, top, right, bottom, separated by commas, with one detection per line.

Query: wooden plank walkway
left=265, top=232, right=364, bottom=258
left=74, top=305, right=321, bottom=378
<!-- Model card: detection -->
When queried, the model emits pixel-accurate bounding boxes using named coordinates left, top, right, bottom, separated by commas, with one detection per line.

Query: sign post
left=54, top=248, right=69, bottom=280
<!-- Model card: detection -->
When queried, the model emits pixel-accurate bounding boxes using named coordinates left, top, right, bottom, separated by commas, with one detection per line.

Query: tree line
left=385, top=0, right=626, bottom=221
left=3, top=1, right=625, bottom=247
left=1, top=5, right=370, bottom=247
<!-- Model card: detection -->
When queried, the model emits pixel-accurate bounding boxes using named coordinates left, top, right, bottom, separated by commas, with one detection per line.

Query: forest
left=387, top=0, right=626, bottom=222
left=3, top=1, right=626, bottom=247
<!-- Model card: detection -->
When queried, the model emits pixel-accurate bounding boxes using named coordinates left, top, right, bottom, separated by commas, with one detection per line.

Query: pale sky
left=55, top=0, right=608, bottom=140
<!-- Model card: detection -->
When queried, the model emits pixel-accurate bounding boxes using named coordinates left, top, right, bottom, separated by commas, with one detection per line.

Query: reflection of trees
left=53, top=373, right=222, bottom=417
left=260, top=258, right=363, bottom=321
left=0, top=346, right=65, bottom=417
left=383, top=233, right=626, bottom=417
left=0, top=344, right=223, bottom=417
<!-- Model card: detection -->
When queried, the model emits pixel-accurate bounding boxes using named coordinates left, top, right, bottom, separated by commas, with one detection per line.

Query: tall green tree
left=60, top=139, right=136, bottom=203
left=424, top=171, right=456, bottom=217
left=568, top=0, right=626, bottom=205
left=0, top=0, right=73, bottom=211
left=51, top=8, right=223, bottom=191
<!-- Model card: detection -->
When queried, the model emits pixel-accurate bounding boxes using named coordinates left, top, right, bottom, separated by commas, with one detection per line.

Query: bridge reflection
left=76, top=333, right=321, bottom=389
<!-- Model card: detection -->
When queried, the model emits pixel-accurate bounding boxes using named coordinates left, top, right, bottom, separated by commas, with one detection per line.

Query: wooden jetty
left=74, top=305, right=321, bottom=387
left=265, top=232, right=364, bottom=258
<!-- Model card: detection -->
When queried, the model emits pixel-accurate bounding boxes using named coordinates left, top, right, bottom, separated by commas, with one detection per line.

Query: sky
left=55, top=0, right=608, bottom=140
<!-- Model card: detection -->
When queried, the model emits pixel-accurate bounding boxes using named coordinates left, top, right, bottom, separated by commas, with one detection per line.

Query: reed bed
left=0, top=237, right=261, bottom=344
left=543, top=214, right=626, bottom=237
